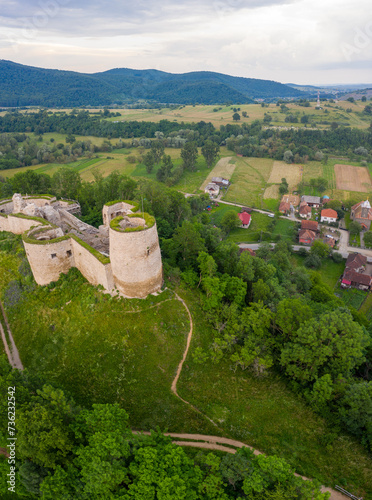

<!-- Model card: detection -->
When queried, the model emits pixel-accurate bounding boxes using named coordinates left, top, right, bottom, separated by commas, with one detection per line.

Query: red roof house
left=299, top=229, right=316, bottom=245
left=238, top=211, right=251, bottom=228
left=321, top=208, right=338, bottom=223
left=301, top=220, right=319, bottom=232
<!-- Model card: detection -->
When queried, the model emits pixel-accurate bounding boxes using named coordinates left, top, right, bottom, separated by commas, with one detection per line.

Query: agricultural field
left=335, top=163, right=372, bottom=192
left=267, top=161, right=301, bottom=191
left=40, top=99, right=372, bottom=129
left=334, top=284, right=368, bottom=310
left=199, top=156, right=236, bottom=191
left=223, top=157, right=273, bottom=208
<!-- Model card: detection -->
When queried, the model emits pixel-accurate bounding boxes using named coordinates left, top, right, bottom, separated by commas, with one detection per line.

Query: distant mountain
left=0, top=60, right=306, bottom=107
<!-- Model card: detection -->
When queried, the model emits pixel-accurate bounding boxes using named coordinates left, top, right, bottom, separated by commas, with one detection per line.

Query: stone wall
left=24, top=237, right=74, bottom=285
left=24, top=196, right=56, bottom=207
left=0, top=200, right=13, bottom=213
left=109, top=223, right=162, bottom=298
left=71, top=238, right=114, bottom=291
left=102, top=202, right=135, bottom=226
left=0, top=214, right=43, bottom=234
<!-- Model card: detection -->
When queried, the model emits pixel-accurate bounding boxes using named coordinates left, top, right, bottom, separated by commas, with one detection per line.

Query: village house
left=350, top=199, right=372, bottom=230
left=320, top=208, right=338, bottom=224
left=301, top=195, right=321, bottom=208
left=301, top=220, right=319, bottom=232
left=238, top=211, right=251, bottom=228
left=341, top=253, right=371, bottom=290
left=239, top=247, right=256, bottom=256
left=211, top=177, right=230, bottom=188
left=204, top=182, right=219, bottom=198
left=299, top=229, right=316, bottom=245
left=323, top=235, right=336, bottom=248
left=279, top=194, right=300, bottom=215
left=341, top=269, right=372, bottom=290
left=345, top=252, right=367, bottom=273
left=298, top=201, right=312, bottom=219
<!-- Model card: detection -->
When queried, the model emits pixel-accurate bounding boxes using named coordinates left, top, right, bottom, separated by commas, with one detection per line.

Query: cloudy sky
left=1, top=0, right=371, bottom=84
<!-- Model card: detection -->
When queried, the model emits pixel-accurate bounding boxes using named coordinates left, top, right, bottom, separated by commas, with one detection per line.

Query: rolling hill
left=0, top=59, right=307, bottom=107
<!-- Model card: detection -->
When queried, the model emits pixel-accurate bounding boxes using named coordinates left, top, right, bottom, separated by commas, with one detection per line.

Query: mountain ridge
left=0, top=59, right=306, bottom=107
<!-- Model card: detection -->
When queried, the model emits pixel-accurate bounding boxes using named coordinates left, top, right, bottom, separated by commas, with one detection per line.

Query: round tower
left=109, top=213, right=163, bottom=298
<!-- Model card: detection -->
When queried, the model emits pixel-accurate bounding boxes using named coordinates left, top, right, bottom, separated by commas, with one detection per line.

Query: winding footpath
left=0, top=299, right=23, bottom=370
left=0, top=290, right=354, bottom=499
left=166, top=292, right=351, bottom=500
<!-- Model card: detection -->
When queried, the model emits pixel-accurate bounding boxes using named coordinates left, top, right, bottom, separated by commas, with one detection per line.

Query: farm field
left=199, top=156, right=236, bottom=191
left=335, top=163, right=372, bottom=192
left=335, top=284, right=368, bottom=309
left=223, top=157, right=273, bottom=208
left=267, top=161, right=301, bottom=191
left=38, top=100, right=371, bottom=129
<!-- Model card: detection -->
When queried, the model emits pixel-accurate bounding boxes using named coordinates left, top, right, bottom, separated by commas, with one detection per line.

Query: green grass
left=209, top=206, right=296, bottom=244
left=223, top=157, right=273, bottom=208
left=0, top=267, right=217, bottom=435
left=176, top=287, right=372, bottom=499
left=271, top=218, right=296, bottom=241
left=359, top=292, right=372, bottom=319
left=334, top=284, right=368, bottom=309
left=292, top=254, right=345, bottom=289
left=262, top=198, right=279, bottom=211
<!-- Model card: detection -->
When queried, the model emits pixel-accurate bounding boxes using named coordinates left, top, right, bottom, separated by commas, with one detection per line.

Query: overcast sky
left=1, top=0, right=371, bottom=85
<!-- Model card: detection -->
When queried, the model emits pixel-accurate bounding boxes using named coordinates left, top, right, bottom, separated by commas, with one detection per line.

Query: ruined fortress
left=0, top=194, right=163, bottom=298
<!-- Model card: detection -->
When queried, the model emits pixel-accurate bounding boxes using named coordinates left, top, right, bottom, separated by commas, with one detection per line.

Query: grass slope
left=176, top=287, right=372, bottom=499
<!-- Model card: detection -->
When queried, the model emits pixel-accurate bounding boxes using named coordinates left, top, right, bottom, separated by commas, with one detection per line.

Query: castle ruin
left=0, top=194, right=163, bottom=298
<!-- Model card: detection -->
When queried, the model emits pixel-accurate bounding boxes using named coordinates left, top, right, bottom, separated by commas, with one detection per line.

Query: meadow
left=55, top=99, right=372, bottom=130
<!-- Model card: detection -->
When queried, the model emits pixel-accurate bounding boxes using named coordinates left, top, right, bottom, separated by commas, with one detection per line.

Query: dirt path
left=0, top=299, right=23, bottom=370
left=133, top=432, right=349, bottom=500
left=171, top=293, right=218, bottom=427
left=163, top=295, right=352, bottom=500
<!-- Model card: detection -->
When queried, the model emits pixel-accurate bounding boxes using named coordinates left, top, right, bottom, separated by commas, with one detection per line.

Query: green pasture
left=223, top=157, right=273, bottom=208
left=177, top=287, right=372, bottom=499
left=99, top=100, right=371, bottom=130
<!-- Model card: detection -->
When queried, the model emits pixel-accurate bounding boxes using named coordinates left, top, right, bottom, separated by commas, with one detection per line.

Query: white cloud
left=0, top=0, right=371, bottom=83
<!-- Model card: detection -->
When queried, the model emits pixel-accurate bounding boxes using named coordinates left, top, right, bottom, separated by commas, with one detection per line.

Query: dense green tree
left=52, top=168, right=82, bottom=199
left=338, top=381, right=372, bottom=449
left=201, top=140, right=220, bottom=168
left=181, top=141, right=198, bottom=171
left=17, top=385, right=77, bottom=469
left=220, top=210, right=240, bottom=234
left=310, top=240, right=330, bottom=259
left=143, top=150, right=156, bottom=173
left=275, top=298, right=313, bottom=342
left=280, top=311, right=370, bottom=383
left=173, top=221, right=206, bottom=268
left=349, top=221, right=362, bottom=235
